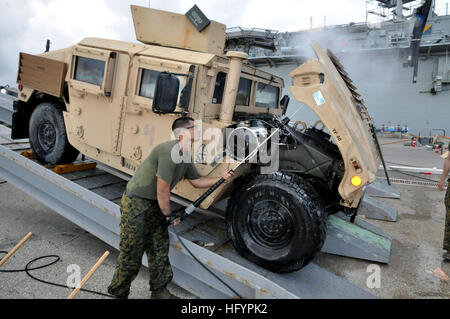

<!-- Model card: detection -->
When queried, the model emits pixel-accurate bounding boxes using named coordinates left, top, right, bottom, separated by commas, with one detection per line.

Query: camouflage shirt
left=126, top=140, right=200, bottom=200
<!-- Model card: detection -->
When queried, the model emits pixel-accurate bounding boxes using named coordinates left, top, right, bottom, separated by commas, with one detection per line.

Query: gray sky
left=0, top=0, right=370, bottom=86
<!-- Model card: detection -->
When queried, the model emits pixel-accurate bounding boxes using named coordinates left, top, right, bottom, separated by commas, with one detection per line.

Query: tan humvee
left=12, top=5, right=380, bottom=272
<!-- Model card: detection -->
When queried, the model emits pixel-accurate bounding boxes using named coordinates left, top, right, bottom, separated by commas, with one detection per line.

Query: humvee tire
left=226, top=173, right=327, bottom=273
left=29, top=102, right=80, bottom=165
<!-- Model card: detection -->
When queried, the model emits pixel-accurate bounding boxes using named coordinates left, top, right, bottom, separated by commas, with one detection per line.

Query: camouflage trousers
left=107, top=193, right=173, bottom=298
left=444, top=185, right=450, bottom=251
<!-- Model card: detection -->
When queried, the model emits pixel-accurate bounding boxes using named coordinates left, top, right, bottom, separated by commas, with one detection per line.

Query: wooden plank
left=67, top=251, right=110, bottom=299
left=53, top=162, right=97, bottom=174
left=0, top=232, right=33, bottom=267
left=17, top=52, right=67, bottom=97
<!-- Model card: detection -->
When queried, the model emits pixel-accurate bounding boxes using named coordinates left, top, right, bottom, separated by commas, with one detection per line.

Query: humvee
left=11, top=6, right=380, bottom=273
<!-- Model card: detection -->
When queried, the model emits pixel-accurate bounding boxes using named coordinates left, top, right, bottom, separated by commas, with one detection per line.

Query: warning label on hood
left=312, top=90, right=325, bottom=106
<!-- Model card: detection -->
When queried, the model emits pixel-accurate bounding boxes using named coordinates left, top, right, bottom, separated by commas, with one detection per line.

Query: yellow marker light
left=351, top=176, right=362, bottom=187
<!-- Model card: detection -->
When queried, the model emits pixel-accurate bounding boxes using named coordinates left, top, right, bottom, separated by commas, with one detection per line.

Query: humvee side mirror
left=152, top=72, right=180, bottom=113
left=280, top=95, right=290, bottom=116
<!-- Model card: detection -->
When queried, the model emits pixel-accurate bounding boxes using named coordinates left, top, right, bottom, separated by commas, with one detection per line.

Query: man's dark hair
left=172, top=117, right=194, bottom=132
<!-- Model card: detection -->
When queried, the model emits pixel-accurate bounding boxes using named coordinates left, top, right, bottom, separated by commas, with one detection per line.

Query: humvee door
left=289, top=41, right=380, bottom=208
left=65, top=46, right=129, bottom=155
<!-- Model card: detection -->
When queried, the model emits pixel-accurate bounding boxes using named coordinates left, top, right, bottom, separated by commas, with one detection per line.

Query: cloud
left=0, top=0, right=137, bottom=85
left=21, top=0, right=132, bottom=52
left=0, top=1, right=34, bottom=85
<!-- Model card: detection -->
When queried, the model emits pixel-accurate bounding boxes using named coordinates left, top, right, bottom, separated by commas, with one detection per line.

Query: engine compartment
left=226, top=113, right=345, bottom=212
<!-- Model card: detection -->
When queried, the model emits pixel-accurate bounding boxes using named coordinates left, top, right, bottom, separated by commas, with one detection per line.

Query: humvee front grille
left=326, top=49, right=372, bottom=124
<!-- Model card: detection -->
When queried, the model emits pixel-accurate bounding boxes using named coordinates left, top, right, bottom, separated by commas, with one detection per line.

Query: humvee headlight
left=351, top=176, right=362, bottom=187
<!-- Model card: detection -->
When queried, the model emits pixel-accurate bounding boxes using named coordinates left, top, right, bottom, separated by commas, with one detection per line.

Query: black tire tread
left=29, top=102, right=79, bottom=165
left=226, top=172, right=327, bottom=273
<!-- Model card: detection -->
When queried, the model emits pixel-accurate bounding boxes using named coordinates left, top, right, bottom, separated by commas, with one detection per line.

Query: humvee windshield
left=212, top=73, right=253, bottom=106
left=212, top=72, right=279, bottom=109
left=255, top=83, right=279, bottom=108
left=236, top=78, right=252, bottom=106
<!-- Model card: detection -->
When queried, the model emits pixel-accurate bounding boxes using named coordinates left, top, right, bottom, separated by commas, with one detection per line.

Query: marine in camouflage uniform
left=107, top=193, right=173, bottom=298
left=107, top=118, right=234, bottom=298
left=107, top=138, right=199, bottom=298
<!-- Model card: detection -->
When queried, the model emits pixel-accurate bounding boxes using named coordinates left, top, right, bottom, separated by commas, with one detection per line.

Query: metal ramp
left=321, top=214, right=391, bottom=263
left=359, top=195, right=398, bottom=222
left=365, top=178, right=401, bottom=199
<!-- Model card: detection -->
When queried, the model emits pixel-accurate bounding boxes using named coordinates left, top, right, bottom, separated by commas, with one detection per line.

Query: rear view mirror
left=152, top=72, right=180, bottom=113
left=280, top=95, right=290, bottom=115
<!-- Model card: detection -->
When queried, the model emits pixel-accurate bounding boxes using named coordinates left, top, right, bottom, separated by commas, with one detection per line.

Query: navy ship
left=226, top=0, right=450, bottom=136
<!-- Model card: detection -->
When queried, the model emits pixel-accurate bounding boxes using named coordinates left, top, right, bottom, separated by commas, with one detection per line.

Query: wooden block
left=53, top=162, right=96, bottom=174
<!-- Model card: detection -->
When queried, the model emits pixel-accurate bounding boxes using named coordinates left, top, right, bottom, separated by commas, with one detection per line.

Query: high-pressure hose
left=170, top=226, right=243, bottom=299
left=0, top=251, right=113, bottom=298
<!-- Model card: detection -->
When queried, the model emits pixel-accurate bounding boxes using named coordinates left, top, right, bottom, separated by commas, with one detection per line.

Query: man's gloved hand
left=167, top=208, right=185, bottom=226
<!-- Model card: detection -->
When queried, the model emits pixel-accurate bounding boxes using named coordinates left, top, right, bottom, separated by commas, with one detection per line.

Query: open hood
left=289, top=41, right=381, bottom=208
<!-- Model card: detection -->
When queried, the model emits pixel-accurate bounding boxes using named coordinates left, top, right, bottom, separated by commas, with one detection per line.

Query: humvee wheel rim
left=38, top=120, right=56, bottom=152
left=248, top=200, right=294, bottom=248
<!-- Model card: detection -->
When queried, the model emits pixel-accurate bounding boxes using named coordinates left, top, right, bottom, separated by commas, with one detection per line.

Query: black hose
left=1, top=230, right=243, bottom=300
left=171, top=228, right=243, bottom=299
left=0, top=251, right=113, bottom=298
